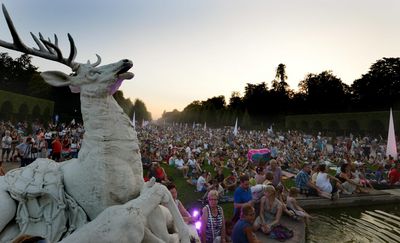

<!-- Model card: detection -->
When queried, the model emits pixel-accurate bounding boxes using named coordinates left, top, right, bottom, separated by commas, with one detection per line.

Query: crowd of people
left=1, top=119, right=400, bottom=242
left=0, top=120, right=84, bottom=175
left=136, top=122, right=400, bottom=242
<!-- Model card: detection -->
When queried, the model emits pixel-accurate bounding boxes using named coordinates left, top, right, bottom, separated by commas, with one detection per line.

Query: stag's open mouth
left=109, top=62, right=134, bottom=95
left=116, top=62, right=134, bottom=80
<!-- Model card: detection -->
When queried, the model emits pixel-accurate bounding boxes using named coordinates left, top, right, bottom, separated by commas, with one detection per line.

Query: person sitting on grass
left=175, top=155, right=189, bottom=179
left=147, top=162, right=170, bottom=184
left=187, top=154, right=202, bottom=178
left=254, top=167, right=266, bottom=185
left=223, top=171, right=238, bottom=192
left=196, top=171, right=210, bottom=192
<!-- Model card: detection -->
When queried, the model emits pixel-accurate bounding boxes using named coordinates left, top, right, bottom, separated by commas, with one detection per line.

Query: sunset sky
left=1, top=0, right=399, bottom=119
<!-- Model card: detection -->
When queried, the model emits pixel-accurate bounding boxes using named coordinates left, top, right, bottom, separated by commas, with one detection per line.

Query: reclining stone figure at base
left=0, top=4, right=190, bottom=242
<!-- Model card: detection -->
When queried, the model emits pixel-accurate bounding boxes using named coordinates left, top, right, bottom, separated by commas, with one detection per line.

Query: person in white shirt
left=187, top=156, right=202, bottom=176
left=197, top=171, right=210, bottom=192
left=168, top=155, right=177, bottom=166
left=175, top=155, right=189, bottom=178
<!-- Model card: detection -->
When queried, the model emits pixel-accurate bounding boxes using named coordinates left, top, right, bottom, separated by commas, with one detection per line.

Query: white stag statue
left=0, top=4, right=190, bottom=243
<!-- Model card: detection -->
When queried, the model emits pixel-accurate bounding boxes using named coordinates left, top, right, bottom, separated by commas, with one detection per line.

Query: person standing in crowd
left=38, top=136, right=48, bottom=158
left=200, top=190, right=226, bottom=243
left=231, top=204, right=261, bottom=243
left=10, top=130, right=19, bottom=162
left=51, top=135, right=62, bottom=162
left=1, top=130, right=12, bottom=162
left=16, top=137, right=34, bottom=167
left=70, top=138, right=80, bottom=159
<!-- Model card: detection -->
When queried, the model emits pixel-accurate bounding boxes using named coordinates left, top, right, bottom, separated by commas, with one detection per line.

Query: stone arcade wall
left=285, top=110, right=399, bottom=135
left=0, top=90, right=54, bottom=120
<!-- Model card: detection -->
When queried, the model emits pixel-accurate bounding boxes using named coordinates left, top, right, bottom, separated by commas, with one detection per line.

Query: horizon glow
left=1, top=0, right=399, bottom=119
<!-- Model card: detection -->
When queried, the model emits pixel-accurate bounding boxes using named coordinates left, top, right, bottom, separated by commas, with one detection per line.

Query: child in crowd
left=354, top=163, right=374, bottom=189
left=286, top=187, right=312, bottom=224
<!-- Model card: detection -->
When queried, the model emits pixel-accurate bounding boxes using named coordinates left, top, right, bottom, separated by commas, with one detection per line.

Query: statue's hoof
left=146, top=177, right=156, bottom=188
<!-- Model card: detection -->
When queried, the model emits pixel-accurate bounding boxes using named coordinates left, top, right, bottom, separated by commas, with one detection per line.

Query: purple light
left=192, top=210, right=199, bottom=218
left=195, top=221, right=202, bottom=230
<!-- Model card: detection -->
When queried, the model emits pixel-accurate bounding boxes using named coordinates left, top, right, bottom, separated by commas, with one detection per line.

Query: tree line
left=162, top=58, right=400, bottom=130
left=0, top=53, right=152, bottom=123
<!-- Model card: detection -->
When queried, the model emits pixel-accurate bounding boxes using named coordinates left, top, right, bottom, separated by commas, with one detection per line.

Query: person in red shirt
left=388, top=163, right=400, bottom=185
left=51, top=135, right=62, bottom=162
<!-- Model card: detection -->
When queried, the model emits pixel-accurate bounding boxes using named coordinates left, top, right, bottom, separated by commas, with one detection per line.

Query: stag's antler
left=0, top=4, right=77, bottom=69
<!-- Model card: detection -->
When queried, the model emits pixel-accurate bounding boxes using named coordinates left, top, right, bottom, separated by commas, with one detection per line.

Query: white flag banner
left=233, top=117, right=238, bottom=136
left=131, top=112, right=136, bottom=128
left=204, top=122, right=207, bottom=131
left=386, top=108, right=397, bottom=159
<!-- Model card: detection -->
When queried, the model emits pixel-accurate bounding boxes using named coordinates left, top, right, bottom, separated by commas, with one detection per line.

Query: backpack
left=269, top=224, right=294, bottom=242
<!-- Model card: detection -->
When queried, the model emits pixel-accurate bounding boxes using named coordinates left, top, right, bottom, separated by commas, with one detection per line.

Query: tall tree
left=272, top=63, right=289, bottom=93
left=271, top=63, right=291, bottom=115
left=243, top=82, right=270, bottom=118
left=298, top=71, right=350, bottom=113
left=352, top=57, right=400, bottom=110
left=228, top=91, right=244, bottom=118
left=133, top=98, right=152, bottom=121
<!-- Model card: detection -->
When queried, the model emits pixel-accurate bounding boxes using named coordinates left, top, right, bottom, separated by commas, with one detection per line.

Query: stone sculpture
left=0, top=4, right=190, bottom=243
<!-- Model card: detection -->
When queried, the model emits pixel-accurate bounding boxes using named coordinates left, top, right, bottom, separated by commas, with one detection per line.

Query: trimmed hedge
left=286, top=110, right=399, bottom=136
left=0, top=90, right=54, bottom=120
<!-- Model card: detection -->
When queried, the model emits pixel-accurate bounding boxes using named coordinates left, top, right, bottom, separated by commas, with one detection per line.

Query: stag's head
left=42, top=57, right=134, bottom=97
left=0, top=4, right=134, bottom=97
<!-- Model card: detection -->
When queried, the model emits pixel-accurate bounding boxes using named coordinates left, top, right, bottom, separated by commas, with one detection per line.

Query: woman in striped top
left=200, top=190, right=226, bottom=243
